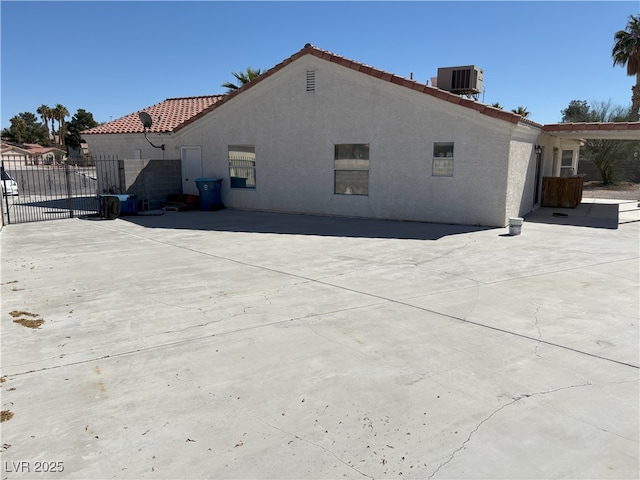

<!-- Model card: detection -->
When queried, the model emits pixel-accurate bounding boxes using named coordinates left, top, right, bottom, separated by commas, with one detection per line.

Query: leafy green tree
left=1, top=112, right=49, bottom=145
left=221, top=67, right=262, bottom=92
left=562, top=99, right=637, bottom=184
left=612, top=14, right=640, bottom=120
left=491, top=102, right=503, bottom=110
left=561, top=100, right=592, bottom=122
left=65, top=109, right=98, bottom=149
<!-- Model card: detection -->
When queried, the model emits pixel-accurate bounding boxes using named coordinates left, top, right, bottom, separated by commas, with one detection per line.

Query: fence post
left=1, top=161, right=9, bottom=225
left=64, top=161, right=74, bottom=218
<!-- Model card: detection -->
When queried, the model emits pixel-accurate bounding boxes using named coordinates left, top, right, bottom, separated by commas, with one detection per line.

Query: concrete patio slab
left=1, top=207, right=638, bottom=479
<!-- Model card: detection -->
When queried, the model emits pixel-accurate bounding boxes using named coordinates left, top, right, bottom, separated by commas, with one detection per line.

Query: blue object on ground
left=195, top=178, right=223, bottom=211
left=99, top=194, right=138, bottom=216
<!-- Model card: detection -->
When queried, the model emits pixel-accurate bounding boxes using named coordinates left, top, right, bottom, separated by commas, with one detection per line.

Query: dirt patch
left=13, top=318, right=45, bottom=329
left=582, top=182, right=639, bottom=201
left=9, top=311, right=44, bottom=329
left=1, top=410, right=14, bottom=422
left=9, top=310, right=39, bottom=318
left=583, top=181, right=639, bottom=190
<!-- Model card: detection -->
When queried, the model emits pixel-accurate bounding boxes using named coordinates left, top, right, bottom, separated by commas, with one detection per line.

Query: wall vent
left=306, top=70, right=316, bottom=92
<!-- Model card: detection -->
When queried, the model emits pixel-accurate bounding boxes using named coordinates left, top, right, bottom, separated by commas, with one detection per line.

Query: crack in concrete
left=411, top=234, right=479, bottom=268
left=565, top=414, right=640, bottom=443
left=533, top=305, right=543, bottom=357
left=155, top=301, right=211, bottom=313
left=460, top=282, right=481, bottom=321
left=427, top=381, right=592, bottom=479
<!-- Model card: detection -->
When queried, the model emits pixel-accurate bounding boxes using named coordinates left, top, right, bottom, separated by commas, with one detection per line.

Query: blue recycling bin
left=98, top=194, right=138, bottom=217
left=195, top=178, right=223, bottom=211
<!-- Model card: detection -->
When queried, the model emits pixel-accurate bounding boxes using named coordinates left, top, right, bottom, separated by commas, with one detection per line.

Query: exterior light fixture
left=138, top=111, right=165, bottom=151
left=534, top=145, right=542, bottom=155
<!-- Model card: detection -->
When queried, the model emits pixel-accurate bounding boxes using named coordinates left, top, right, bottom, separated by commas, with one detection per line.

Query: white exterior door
left=181, top=146, right=202, bottom=195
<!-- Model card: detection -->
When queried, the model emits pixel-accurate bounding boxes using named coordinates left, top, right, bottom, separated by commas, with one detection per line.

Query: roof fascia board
left=542, top=122, right=640, bottom=140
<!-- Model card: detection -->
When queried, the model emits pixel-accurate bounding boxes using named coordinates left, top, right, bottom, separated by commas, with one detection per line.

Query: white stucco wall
left=83, top=133, right=178, bottom=160
left=174, top=57, right=531, bottom=227
left=504, top=126, right=542, bottom=220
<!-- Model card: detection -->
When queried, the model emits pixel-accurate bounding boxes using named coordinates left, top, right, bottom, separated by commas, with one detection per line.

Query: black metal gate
left=2, top=157, right=122, bottom=225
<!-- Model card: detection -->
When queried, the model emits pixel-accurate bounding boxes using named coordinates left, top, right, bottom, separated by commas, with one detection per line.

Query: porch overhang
left=542, top=122, right=640, bottom=140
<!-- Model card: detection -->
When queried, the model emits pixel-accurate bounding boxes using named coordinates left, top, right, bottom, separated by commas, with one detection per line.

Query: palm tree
left=612, top=14, right=640, bottom=120
left=53, top=104, right=69, bottom=148
left=221, top=67, right=262, bottom=92
left=50, top=115, right=56, bottom=146
left=491, top=102, right=504, bottom=110
left=37, top=104, right=53, bottom=146
left=10, top=116, right=26, bottom=144
left=511, top=106, right=530, bottom=117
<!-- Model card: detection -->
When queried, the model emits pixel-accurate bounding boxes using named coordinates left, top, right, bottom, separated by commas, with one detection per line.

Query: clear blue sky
left=1, top=1, right=637, bottom=129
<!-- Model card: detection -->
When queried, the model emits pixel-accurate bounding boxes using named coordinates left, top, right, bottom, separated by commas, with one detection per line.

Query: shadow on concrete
left=16, top=196, right=99, bottom=212
left=524, top=201, right=624, bottom=229
left=121, top=209, right=490, bottom=241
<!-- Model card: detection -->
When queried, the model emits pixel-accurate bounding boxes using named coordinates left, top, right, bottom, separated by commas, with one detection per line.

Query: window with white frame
left=334, top=144, right=369, bottom=195
left=560, top=150, right=573, bottom=177
left=228, top=145, right=256, bottom=189
left=432, top=142, right=454, bottom=176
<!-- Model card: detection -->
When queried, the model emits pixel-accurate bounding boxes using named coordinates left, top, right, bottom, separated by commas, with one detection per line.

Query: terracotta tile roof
left=83, top=95, right=225, bottom=135
left=1, top=144, right=31, bottom=155
left=1, top=143, right=64, bottom=155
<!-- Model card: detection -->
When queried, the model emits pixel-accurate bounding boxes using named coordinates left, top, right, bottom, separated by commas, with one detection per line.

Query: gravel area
left=582, top=181, right=640, bottom=201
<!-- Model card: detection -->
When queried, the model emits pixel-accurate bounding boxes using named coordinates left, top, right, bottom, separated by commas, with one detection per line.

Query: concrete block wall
left=122, top=159, right=182, bottom=209
left=578, top=157, right=640, bottom=183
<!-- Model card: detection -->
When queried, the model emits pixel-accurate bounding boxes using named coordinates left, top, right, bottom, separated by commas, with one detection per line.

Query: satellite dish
left=138, top=111, right=153, bottom=129
left=138, top=111, right=165, bottom=151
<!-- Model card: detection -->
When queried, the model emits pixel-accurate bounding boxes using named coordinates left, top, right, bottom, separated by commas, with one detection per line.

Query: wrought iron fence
left=1, top=155, right=122, bottom=224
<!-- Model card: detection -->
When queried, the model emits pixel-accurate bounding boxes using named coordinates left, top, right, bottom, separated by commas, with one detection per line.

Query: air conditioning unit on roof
left=436, top=66, right=483, bottom=95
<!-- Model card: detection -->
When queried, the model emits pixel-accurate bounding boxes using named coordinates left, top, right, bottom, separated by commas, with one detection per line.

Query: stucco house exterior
left=83, top=44, right=639, bottom=227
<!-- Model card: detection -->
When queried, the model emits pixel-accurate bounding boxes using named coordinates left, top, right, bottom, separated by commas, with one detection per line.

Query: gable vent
left=306, top=70, right=316, bottom=92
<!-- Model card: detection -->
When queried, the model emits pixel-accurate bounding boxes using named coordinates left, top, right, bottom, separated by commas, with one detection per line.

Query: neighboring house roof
left=1, top=145, right=31, bottom=156
left=83, top=95, right=226, bottom=135
left=1, top=143, right=64, bottom=156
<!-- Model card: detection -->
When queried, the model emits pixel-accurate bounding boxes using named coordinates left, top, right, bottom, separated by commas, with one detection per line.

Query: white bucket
left=509, top=217, right=524, bottom=236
